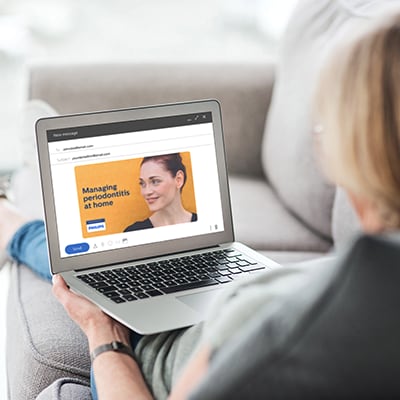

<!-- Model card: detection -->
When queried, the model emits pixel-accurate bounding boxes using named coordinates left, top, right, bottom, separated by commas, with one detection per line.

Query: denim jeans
left=7, top=220, right=52, bottom=281
left=7, top=220, right=142, bottom=399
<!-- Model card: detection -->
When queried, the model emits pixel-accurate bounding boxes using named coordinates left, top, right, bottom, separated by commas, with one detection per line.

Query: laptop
left=35, top=99, right=279, bottom=334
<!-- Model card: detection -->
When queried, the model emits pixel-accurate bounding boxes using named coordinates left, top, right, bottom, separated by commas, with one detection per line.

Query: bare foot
left=0, top=199, right=28, bottom=251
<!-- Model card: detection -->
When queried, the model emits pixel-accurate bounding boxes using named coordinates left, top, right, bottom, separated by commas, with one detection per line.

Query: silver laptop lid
left=35, top=100, right=234, bottom=274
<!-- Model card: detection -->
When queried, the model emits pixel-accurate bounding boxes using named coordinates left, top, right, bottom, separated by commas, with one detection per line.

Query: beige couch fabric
left=263, top=0, right=370, bottom=240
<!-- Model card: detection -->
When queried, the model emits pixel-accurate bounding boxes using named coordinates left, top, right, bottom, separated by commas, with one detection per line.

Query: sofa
left=9, top=0, right=399, bottom=398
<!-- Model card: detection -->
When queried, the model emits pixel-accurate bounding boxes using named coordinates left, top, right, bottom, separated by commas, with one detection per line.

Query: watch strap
left=90, top=341, right=135, bottom=363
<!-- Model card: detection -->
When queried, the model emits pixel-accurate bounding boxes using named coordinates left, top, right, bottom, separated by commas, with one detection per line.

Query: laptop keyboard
left=77, top=249, right=267, bottom=304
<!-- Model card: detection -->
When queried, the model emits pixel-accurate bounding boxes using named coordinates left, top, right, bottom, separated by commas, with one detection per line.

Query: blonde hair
left=316, top=14, right=400, bottom=229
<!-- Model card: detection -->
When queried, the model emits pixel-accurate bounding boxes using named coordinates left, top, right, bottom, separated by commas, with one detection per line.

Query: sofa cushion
left=229, top=175, right=332, bottom=252
left=6, top=264, right=90, bottom=400
left=28, top=63, right=275, bottom=178
left=262, top=0, right=399, bottom=240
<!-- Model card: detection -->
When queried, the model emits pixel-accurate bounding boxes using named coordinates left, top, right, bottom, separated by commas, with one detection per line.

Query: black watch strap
left=90, top=341, right=135, bottom=363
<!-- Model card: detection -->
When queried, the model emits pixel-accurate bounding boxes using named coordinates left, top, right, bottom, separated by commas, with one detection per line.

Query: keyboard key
left=90, top=281, right=109, bottom=289
left=117, top=283, right=129, bottom=289
left=111, top=296, right=126, bottom=303
left=127, top=285, right=141, bottom=292
left=146, top=289, right=163, bottom=297
left=216, top=276, right=232, bottom=283
left=104, top=291, right=120, bottom=298
left=228, top=267, right=241, bottom=274
left=98, top=285, right=118, bottom=293
left=219, top=270, right=231, bottom=276
left=123, top=295, right=137, bottom=302
left=152, top=282, right=167, bottom=289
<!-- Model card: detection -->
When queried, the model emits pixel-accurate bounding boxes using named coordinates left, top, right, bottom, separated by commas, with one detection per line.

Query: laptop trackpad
left=177, top=289, right=219, bottom=316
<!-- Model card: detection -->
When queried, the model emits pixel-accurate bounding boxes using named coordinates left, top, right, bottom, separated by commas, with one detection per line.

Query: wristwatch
left=90, top=341, right=135, bottom=363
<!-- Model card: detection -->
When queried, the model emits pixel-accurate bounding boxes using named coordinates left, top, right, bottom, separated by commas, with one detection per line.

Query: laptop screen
left=45, top=110, right=225, bottom=259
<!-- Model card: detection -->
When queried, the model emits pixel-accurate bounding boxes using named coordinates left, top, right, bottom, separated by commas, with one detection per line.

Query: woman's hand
left=53, top=275, right=153, bottom=399
left=52, top=274, right=210, bottom=400
left=52, top=274, right=130, bottom=350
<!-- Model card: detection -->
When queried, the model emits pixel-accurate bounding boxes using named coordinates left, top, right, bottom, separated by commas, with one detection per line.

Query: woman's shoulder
left=124, top=218, right=153, bottom=232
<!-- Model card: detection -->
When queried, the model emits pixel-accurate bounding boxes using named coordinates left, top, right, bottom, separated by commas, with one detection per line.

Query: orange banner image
left=75, top=152, right=196, bottom=238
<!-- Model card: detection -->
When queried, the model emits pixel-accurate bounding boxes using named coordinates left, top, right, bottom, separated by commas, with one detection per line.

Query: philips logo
left=86, top=218, right=106, bottom=232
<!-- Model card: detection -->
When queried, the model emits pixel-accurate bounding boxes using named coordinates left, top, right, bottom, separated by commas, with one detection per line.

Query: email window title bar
left=46, top=112, right=212, bottom=143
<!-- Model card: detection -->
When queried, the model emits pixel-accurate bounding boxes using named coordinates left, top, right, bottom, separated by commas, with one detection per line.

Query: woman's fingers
left=52, top=274, right=71, bottom=304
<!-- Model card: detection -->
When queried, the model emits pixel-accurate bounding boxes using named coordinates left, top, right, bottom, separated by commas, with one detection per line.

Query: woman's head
left=316, top=14, right=400, bottom=231
left=139, top=153, right=187, bottom=212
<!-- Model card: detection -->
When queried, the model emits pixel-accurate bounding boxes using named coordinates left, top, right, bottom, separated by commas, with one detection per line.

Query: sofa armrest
left=28, top=62, right=275, bottom=177
left=36, top=378, right=90, bottom=400
left=6, top=264, right=90, bottom=400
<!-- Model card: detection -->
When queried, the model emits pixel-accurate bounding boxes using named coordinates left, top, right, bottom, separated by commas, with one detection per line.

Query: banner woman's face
left=139, top=160, right=182, bottom=212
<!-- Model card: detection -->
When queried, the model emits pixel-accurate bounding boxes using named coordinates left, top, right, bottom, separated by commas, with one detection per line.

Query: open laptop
left=35, top=99, right=279, bottom=334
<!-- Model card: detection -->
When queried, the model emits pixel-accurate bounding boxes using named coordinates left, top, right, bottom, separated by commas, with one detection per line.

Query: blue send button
left=65, top=242, right=90, bottom=254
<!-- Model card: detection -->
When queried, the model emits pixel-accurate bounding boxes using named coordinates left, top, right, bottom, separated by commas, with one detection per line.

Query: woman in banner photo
left=124, top=153, right=197, bottom=232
